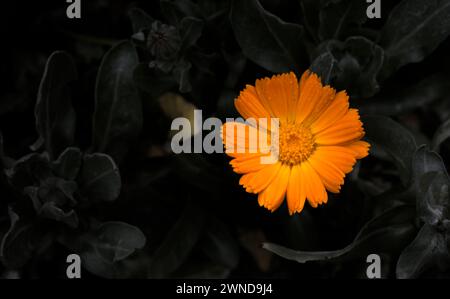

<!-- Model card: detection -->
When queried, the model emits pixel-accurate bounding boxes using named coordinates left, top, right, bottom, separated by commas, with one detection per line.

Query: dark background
left=0, top=0, right=450, bottom=279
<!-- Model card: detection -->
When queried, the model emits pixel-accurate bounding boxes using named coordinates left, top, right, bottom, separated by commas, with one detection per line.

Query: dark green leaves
left=79, top=153, right=121, bottom=202
left=396, top=147, right=450, bottom=278
left=92, top=222, right=146, bottom=263
left=148, top=202, right=205, bottom=278
left=380, top=0, right=450, bottom=78
left=412, top=147, right=449, bottom=224
left=309, top=52, right=339, bottom=85
left=92, top=41, right=142, bottom=163
left=0, top=209, right=37, bottom=269
left=363, top=116, right=418, bottom=185
left=79, top=221, right=146, bottom=278
left=432, top=118, right=450, bottom=152
left=128, top=7, right=154, bottom=34
left=230, top=0, right=304, bottom=73
left=264, top=206, right=416, bottom=265
left=396, top=223, right=449, bottom=278
left=51, top=147, right=82, bottom=181
left=200, top=218, right=239, bottom=269
left=315, top=37, right=384, bottom=98
left=318, top=0, right=367, bottom=41
left=33, top=52, right=77, bottom=159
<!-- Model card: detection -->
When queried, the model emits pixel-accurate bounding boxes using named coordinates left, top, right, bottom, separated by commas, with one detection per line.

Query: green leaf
left=79, top=153, right=121, bottom=202
left=92, top=41, right=142, bottom=163
left=299, top=0, right=320, bottom=43
left=396, top=223, right=449, bottom=278
left=160, top=0, right=201, bottom=25
left=362, top=115, right=417, bottom=186
left=172, top=59, right=192, bottom=93
left=51, top=147, right=82, bottom=181
left=148, top=201, right=205, bottom=278
left=412, top=146, right=449, bottom=224
left=358, top=74, right=446, bottom=116
left=0, top=209, right=37, bottom=269
left=33, top=51, right=77, bottom=159
left=179, top=17, right=203, bottom=52
left=230, top=0, right=304, bottom=73
left=5, top=153, right=51, bottom=190
left=309, top=52, right=339, bottom=85
left=432, top=118, right=450, bottom=152
left=317, top=37, right=384, bottom=98
left=380, top=0, right=450, bottom=78
left=263, top=205, right=416, bottom=264
left=318, top=0, right=367, bottom=41
left=93, top=221, right=146, bottom=263
left=133, top=63, right=177, bottom=98
left=200, top=217, right=239, bottom=269
left=128, top=7, right=154, bottom=34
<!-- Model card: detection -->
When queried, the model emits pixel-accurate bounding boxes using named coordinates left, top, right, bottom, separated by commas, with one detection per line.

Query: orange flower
left=222, top=71, right=370, bottom=215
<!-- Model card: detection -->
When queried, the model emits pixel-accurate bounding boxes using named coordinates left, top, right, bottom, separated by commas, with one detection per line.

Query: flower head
left=222, top=71, right=370, bottom=215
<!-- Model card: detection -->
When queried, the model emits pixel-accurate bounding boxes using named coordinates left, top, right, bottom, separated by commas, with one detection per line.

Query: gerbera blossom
left=221, top=71, right=370, bottom=215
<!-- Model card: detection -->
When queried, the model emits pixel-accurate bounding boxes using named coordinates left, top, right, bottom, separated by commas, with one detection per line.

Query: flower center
left=277, top=123, right=315, bottom=166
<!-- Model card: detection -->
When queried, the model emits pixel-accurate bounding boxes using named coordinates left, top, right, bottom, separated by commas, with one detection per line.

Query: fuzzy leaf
left=92, top=41, right=142, bottom=163
left=230, top=0, right=304, bottom=73
left=363, top=115, right=417, bottom=186
left=380, top=0, right=450, bottom=78
left=33, top=52, right=77, bottom=159
left=79, top=153, right=121, bottom=202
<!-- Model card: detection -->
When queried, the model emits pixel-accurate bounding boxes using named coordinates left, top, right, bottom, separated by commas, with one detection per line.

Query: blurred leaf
left=32, top=52, right=77, bottom=159
left=148, top=201, right=205, bottom=278
left=51, top=147, right=82, bottom=181
left=363, top=115, right=417, bottom=186
left=173, top=154, right=223, bottom=193
left=92, top=41, right=142, bottom=163
left=358, top=74, right=446, bottom=116
left=133, top=63, right=177, bottom=98
left=239, top=229, right=272, bottom=272
left=432, top=118, right=450, bottom=152
left=179, top=17, right=203, bottom=52
left=309, top=52, right=339, bottom=85
left=380, top=0, right=450, bottom=78
left=5, top=153, right=51, bottom=190
left=128, top=7, right=154, bottom=34
left=200, top=217, right=239, bottom=269
left=412, top=146, right=449, bottom=224
left=318, top=0, right=367, bottom=41
left=93, top=222, right=146, bottom=263
left=172, top=59, right=192, bottom=93
left=160, top=0, right=201, bottom=25
left=79, top=153, right=121, bottom=202
left=299, top=0, right=320, bottom=42
left=230, top=0, right=304, bottom=73
left=0, top=209, right=37, bottom=269
left=396, top=223, right=449, bottom=278
left=317, top=37, right=384, bottom=98
left=263, top=205, right=416, bottom=264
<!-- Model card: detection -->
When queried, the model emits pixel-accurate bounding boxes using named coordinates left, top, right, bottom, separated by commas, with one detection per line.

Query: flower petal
left=300, top=161, right=328, bottom=207
left=296, top=73, right=324, bottom=124
left=221, top=122, right=271, bottom=156
left=347, top=140, right=371, bottom=159
left=255, top=73, right=298, bottom=120
left=234, top=85, right=271, bottom=119
left=286, top=165, right=306, bottom=215
left=310, top=91, right=350, bottom=134
left=314, top=109, right=365, bottom=145
left=240, top=162, right=282, bottom=194
left=258, top=164, right=291, bottom=212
